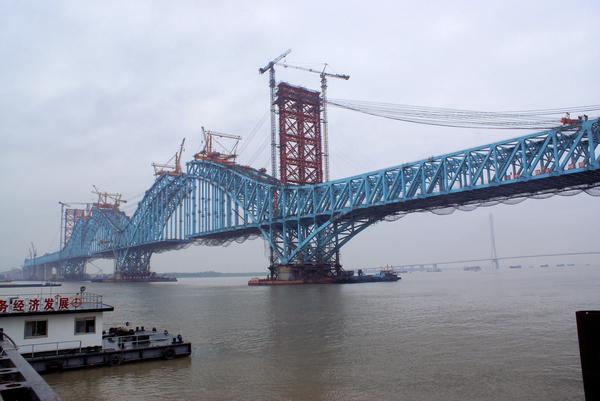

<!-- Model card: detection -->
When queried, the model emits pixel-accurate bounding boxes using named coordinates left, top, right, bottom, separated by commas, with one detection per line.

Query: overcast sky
left=1, top=0, right=599, bottom=274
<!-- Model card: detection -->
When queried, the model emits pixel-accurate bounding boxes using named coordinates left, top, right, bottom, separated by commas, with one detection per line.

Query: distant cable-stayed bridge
left=23, top=117, right=600, bottom=282
left=368, top=251, right=600, bottom=272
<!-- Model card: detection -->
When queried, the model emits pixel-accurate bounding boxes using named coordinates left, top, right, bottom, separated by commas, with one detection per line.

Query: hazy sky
left=1, top=0, right=599, bottom=273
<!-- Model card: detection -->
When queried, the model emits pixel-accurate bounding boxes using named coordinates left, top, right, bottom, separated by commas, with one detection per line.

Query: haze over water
left=42, top=265, right=599, bottom=401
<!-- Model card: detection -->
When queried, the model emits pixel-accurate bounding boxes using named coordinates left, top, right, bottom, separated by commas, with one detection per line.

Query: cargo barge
left=0, top=282, right=62, bottom=288
left=248, top=269, right=400, bottom=286
left=91, top=272, right=176, bottom=283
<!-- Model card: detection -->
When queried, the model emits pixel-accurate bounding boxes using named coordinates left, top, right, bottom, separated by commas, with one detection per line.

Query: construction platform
left=21, top=329, right=191, bottom=374
left=90, top=274, right=176, bottom=283
left=248, top=269, right=400, bottom=286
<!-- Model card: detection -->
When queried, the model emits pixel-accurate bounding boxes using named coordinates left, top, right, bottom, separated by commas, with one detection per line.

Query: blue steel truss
left=24, top=120, right=600, bottom=278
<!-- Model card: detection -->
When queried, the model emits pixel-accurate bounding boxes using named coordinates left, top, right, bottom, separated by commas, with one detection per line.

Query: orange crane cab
left=561, top=113, right=588, bottom=126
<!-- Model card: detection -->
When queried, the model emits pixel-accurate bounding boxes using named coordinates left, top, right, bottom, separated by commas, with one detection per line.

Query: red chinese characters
left=0, top=300, right=7, bottom=313
left=58, top=297, right=69, bottom=310
left=28, top=298, right=40, bottom=312
left=11, top=299, right=24, bottom=312
left=44, top=298, right=54, bottom=311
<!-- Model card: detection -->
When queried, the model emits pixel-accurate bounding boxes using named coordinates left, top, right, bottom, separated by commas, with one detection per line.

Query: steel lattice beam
left=23, top=120, right=600, bottom=278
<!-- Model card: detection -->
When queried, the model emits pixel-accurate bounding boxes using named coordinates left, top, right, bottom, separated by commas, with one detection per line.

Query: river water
left=43, top=265, right=599, bottom=401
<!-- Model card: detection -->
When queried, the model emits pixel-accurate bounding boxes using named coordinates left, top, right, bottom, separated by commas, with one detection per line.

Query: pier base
left=268, top=263, right=342, bottom=283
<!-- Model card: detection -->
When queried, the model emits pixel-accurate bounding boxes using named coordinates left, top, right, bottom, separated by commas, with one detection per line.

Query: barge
left=0, top=288, right=190, bottom=374
left=0, top=282, right=61, bottom=288
left=248, top=269, right=400, bottom=286
left=91, top=272, right=176, bottom=283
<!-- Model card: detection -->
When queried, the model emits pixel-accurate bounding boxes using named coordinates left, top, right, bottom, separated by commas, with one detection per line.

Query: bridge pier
left=269, top=263, right=342, bottom=282
left=24, top=264, right=54, bottom=281
left=115, top=250, right=152, bottom=280
left=59, top=258, right=87, bottom=281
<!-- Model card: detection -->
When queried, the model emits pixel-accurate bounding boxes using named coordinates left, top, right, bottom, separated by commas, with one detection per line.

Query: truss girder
left=24, top=120, right=600, bottom=271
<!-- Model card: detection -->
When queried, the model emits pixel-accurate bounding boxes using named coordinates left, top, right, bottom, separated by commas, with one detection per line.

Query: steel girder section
left=87, top=208, right=129, bottom=254
left=186, top=161, right=275, bottom=232
left=268, top=214, right=379, bottom=266
left=279, top=119, right=600, bottom=219
left=24, top=119, right=600, bottom=271
left=124, top=174, right=193, bottom=247
left=64, top=207, right=128, bottom=257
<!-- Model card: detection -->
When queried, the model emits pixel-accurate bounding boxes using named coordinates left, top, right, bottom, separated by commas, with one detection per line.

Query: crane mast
left=259, top=49, right=292, bottom=179
left=278, top=62, right=349, bottom=181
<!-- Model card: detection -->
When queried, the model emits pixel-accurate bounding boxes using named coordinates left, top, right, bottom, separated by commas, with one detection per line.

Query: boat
left=248, top=278, right=307, bottom=286
left=91, top=272, right=177, bottom=283
left=335, top=269, right=401, bottom=284
left=509, top=265, right=522, bottom=269
left=0, top=282, right=62, bottom=288
left=0, top=287, right=190, bottom=373
left=463, top=266, right=481, bottom=272
left=248, top=269, right=401, bottom=286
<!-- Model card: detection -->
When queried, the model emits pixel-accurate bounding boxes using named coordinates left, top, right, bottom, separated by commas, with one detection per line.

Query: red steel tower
left=276, top=82, right=323, bottom=184
left=64, top=208, right=88, bottom=245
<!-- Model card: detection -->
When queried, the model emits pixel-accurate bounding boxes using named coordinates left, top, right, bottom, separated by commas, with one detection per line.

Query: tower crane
left=259, top=49, right=292, bottom=178
left=277, top=62, right=350, bottom=181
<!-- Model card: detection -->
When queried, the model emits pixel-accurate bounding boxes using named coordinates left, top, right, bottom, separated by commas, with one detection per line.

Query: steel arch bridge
left=24, top=119, right=600, bottom=280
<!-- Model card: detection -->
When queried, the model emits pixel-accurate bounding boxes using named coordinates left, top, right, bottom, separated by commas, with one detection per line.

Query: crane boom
left=277, top=62, right=350, bottom=80
left=259, top=49, right=292, bottom=75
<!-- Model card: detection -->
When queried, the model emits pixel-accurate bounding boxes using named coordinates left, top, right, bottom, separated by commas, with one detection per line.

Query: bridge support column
left=115, top=250, right=152, bottom=280
left=270, top=263, right=342, bottom=283
left=25, top=264, right=55, bottom=281
left=59, top=258, right=87, bottom=281
left=264, top=216, right=375, bottom=283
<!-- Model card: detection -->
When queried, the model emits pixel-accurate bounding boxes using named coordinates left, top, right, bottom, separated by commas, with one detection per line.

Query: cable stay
left=327, top=98, right=600, bottom=129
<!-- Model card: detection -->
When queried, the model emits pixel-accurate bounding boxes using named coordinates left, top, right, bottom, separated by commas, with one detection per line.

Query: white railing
left=19, top=340, right=83, bottom=357
left=104, top=333, right=170, bottom=348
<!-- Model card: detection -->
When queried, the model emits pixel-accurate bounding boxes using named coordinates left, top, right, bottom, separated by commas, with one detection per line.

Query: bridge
left=24, top=116, right=600, bottom=281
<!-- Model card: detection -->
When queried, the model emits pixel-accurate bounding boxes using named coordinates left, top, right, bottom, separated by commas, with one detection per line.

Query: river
left=43, top=265, right=599, bottom=400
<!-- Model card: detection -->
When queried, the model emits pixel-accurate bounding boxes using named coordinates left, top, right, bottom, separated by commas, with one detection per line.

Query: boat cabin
left=0, top=290, right=113, bottom=354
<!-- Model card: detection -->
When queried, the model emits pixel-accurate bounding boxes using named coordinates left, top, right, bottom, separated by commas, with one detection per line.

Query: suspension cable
left=327, top=98, right=600, bottom=130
